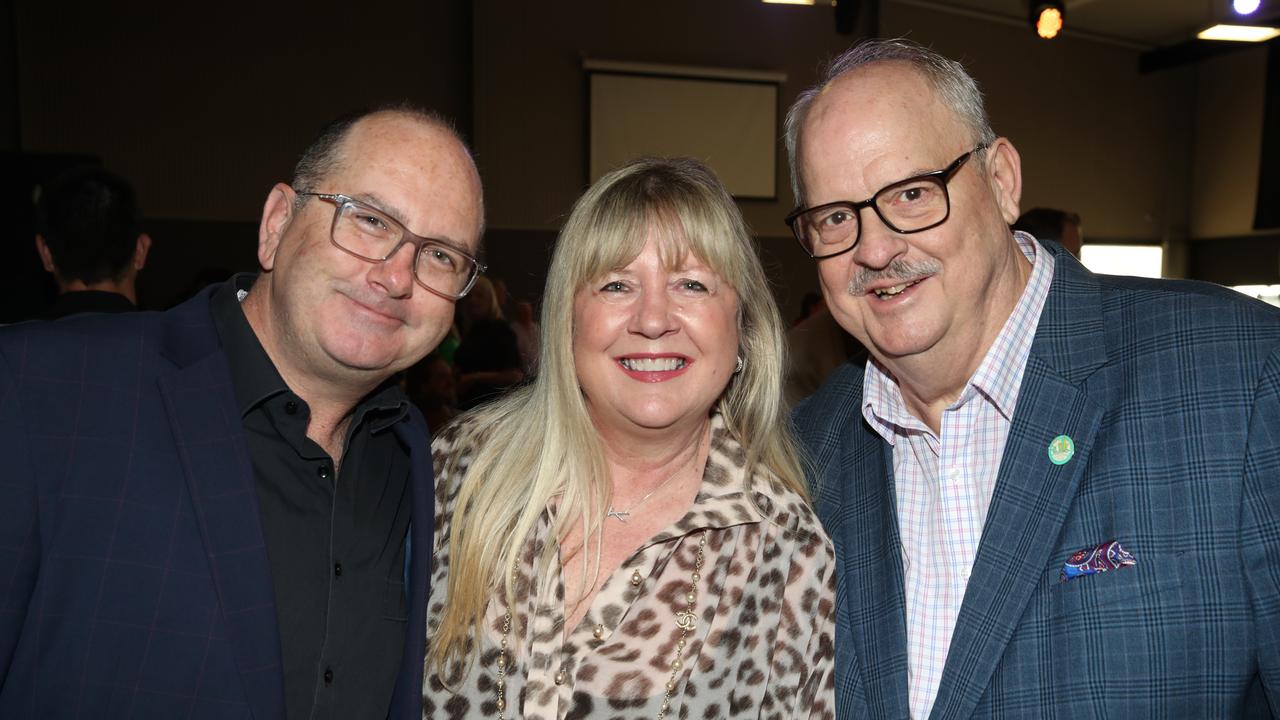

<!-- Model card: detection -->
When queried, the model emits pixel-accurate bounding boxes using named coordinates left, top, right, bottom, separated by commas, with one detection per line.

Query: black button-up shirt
left=211, top=276, right=412, bottom=720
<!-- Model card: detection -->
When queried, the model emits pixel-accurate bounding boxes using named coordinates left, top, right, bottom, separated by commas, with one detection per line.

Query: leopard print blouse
left=423, top=414, right=837, bottom=719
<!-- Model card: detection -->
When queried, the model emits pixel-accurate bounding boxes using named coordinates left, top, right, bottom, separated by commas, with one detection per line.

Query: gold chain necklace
left=606, top=439, right=703, bottom=523
left=494, top=529, right=708, bottom=719
left=606, top=469, right=682, bottom=522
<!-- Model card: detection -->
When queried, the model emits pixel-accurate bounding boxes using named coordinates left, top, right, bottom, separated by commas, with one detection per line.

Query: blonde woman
left=423, top=158, right=835, bottom=719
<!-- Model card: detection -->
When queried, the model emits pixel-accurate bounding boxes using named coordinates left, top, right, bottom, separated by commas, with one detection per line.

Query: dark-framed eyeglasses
left=785, top=144, right=989, bottom=260
left=296, top=191, right=486, bottom=300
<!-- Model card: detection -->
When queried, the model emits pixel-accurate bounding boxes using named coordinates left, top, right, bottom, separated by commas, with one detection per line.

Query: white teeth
left=873, top=281, right=914, bottom=298
left=621, top=357, right=686, bottom=372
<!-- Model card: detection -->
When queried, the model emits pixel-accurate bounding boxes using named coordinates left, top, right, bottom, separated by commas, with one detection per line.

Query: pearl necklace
left=494, top=529, right=708, bottom=719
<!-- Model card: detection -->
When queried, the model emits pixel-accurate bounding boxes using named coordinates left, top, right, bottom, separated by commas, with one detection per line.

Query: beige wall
left=11, top=0, right=1272, bottom=309
left=14, top=1, right=471, bottom=222
left=472, top=0, right=854, bottom=238
left=1190, top=45, right=1269, bottom=240
left=878, top=3, right=1198, bottom=244
left=466, top=0, right=1223, bottom=309
left=472, top=0, right=1209, bottom=245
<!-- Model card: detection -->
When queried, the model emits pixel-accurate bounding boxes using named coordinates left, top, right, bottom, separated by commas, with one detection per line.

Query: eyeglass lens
left=797, top=175, right=949, bottom=257
left=333, top=202, right=477, bottom=297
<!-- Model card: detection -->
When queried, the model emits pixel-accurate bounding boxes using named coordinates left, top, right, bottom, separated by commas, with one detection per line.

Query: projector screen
left=587, top=62, right=783, bottom=199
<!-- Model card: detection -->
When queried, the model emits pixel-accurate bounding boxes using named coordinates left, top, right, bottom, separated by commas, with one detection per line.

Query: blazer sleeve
left=1242, top=341, right=1280, bottom=707
left=0, top=348, right=39, bottom=680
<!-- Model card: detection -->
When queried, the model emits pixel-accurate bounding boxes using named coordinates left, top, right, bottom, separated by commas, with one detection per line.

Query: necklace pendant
left=606, top=506, right=630, bottom=522
left=675, top=611, right=697, bottom=630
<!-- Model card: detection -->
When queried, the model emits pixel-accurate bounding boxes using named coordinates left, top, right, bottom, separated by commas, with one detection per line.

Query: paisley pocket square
left=1060, top=539, right=1136, bottom=583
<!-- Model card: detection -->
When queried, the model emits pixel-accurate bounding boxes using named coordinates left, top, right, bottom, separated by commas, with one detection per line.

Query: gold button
left=592, top=624, right=605, bottom=639
left=554, top=669, right=566, bottom=685
left=630, top=570, right=642, bottom=586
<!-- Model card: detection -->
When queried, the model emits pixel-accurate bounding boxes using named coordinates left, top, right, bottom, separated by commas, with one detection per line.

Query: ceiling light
left=762, top=0, right=815, bottom=4
left=1197, top=23, right=1280, bottom=41
left=1030, top=2, right=1065, bottom=39
left=1233, top=0, right=1261, bottom=14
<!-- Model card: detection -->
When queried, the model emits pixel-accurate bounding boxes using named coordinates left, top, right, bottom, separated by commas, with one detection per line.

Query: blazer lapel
left=157, top=294, right=285, bottom=720
left=929, top=250, right=1109, bottom=720
left=387, top=415, right=434, bottom=719
left=837, top=420, right=912, bottom=719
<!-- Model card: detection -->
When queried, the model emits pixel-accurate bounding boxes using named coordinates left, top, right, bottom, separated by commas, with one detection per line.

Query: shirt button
left=554, top=669, right=566, bottom=685
left=318, top=463, right=332, bottom=480
left=630, top=570, right=642, bottom=586
left=323, top=667, right=333, bottom=685
left=284, top=400, right=298, bottom=415
left=333, top=562, right=343, bottom=577
left=592, top=624, right=605, bottom=639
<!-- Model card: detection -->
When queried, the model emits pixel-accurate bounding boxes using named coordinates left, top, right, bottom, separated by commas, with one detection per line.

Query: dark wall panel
left=1256, top=40, right=1280, bottom=231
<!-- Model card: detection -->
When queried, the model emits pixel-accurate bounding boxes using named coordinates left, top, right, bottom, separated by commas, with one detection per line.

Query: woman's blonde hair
left=428, top=157, right=806, bottom=674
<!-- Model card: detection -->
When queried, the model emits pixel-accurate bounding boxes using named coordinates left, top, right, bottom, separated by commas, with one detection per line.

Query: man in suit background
left=784, top=39, right=1280, bottom=718
left=34, top=166, right=151, bottom=320
left=0, top=106, right=485, bottom=718
left=1012, top=207, right=1082, bottom=257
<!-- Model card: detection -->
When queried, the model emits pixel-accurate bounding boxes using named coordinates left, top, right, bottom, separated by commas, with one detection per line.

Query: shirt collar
left=862, top=231, right=1055, bottom=442
left=640, top=413, right=813, bottom=549
left=966, top=231, right=1054, bottom=419
left=212, top=274, right=288, bottom=416
left=211, top=273, right=410, bottom=431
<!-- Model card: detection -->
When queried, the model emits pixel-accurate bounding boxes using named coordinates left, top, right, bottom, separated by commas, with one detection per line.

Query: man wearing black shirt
left=0, top=107, right=485, bottom=719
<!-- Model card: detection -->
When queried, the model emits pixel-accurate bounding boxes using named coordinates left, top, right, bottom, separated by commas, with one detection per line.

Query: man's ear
left=133, top=233, right=152, bottom=271
left=983, top=138, right=1023, bottom=225
left=34, top=235, right=56, bottom=273
left=257, top=183, right=298, bottom=272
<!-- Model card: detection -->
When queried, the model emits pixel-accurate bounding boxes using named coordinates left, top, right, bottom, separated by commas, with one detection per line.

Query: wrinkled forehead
left=809, top=64, right=965, bottom=149
left=336, top=116, right=484, bottom=238
left=800, top=70, right=973, bottom=199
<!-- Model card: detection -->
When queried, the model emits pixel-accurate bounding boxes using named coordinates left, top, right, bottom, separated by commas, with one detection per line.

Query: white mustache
left=847, top=259, right=941, bottom=296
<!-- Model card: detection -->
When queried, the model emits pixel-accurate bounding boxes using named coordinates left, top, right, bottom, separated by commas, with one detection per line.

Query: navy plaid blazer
left=795, top=245, right=1280, bottom=719
left=0, top=284, right=436, bottom=719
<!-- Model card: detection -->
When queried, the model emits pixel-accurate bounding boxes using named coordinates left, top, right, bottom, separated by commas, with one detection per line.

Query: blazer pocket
left=1048, top=553, right=1184, bottom=619
left=384, top=579, right=409, bottom=622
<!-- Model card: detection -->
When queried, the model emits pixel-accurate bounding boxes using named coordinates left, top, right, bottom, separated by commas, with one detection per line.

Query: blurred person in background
left=1013, top=207, right=1082, bottom=257
left=34, top=166, right=150, bottom=319
left=454, top=275, right=524, bottom=409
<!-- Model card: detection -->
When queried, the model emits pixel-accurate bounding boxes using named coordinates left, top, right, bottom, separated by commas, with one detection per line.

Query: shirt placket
left=939, top=403, right=981, bottom=595
left=520, top=542, right=565, bottom=717
left=910, top=429, right=949, bottom=718
left=562, top=540, right=668, bottom=713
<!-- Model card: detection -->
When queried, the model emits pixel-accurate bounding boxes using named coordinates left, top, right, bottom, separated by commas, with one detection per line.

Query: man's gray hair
left=783, top=38, right=998, bottom=206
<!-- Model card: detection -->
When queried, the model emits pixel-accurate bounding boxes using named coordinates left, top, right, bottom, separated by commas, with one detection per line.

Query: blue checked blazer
left=794, top=244, right=1280, bottom=719
left=0, top=284, right=435, bottom=719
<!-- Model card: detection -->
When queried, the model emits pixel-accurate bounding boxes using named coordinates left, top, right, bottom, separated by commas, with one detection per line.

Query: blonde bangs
left=566, top=181, right=753, bottom=299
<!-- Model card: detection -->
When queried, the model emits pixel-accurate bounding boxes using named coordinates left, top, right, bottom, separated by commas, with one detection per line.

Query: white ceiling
left=889, top=0, right=1280, bottom=49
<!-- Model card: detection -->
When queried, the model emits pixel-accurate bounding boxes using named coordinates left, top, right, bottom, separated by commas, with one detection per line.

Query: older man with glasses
left=0, top=107, right=484, bottom=719
left=786, top=39, right=1280, bottom=719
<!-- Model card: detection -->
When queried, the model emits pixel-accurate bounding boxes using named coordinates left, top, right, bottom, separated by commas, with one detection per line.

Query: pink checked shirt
left=861, top=232, right=1054, bottom=719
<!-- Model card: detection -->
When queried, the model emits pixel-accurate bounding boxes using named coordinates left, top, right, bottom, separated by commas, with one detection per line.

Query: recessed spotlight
left=1233, top=0, right=1261, bottom=15
left=1198, top=23, right=1280, bottom=41
left=1030, top=2, right=1065, bottom=39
